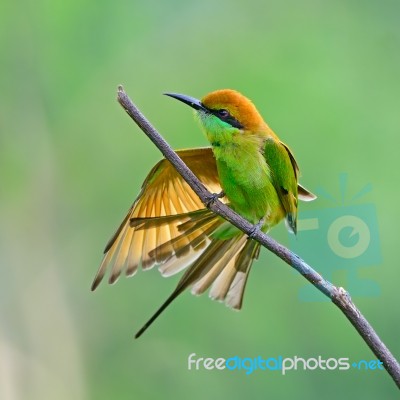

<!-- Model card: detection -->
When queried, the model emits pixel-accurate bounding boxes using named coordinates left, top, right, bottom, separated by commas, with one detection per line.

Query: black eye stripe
left=210, top=109, right=244, bottom=129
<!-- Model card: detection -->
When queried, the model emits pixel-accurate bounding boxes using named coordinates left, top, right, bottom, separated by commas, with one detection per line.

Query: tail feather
left=225, top=239, right=260, bottom=309
left=208, top=239, right=260, bottom=309
left=134, top=235, right=260, bottom=338
left=175, top=235, right=238, bottom=293
left=191, top=235, right=246, bottom=295
left=158, top=219, right=222, bottom=277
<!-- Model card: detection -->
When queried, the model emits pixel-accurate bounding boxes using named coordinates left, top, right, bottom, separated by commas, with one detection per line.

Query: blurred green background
left=1, top=0, right=399, bottom=398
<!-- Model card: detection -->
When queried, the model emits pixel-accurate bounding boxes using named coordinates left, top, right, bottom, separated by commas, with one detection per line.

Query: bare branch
left=116, top=85, right=400, bottom=389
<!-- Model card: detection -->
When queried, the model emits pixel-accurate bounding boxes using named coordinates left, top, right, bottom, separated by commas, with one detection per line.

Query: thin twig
left=116, top=85, right=400, bottom=389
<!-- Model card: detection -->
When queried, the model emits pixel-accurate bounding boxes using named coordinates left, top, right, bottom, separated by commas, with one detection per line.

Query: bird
left=91, top=89, right=316, bottom=338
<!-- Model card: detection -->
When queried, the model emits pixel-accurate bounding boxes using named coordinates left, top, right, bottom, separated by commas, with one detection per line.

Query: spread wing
left=104, top=147, right=222, bottom=251
left=91, top=147, right=224, bottom=290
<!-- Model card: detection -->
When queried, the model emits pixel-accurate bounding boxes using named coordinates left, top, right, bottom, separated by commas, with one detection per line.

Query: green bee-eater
left=92, top=89, right=316, bottom=337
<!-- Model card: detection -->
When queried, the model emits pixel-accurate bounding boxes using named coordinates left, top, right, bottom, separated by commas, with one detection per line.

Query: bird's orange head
left=165, top=89, right=266, bottom=133
left=201, top=89, right=265, bottom=131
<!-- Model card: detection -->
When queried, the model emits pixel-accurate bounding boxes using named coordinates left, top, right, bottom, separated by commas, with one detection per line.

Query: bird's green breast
left=211, top=132, right=284, bottom=227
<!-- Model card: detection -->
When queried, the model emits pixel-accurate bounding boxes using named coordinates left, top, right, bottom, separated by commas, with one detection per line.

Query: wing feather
left=92, top=148, right=223, bottom=290
left=264, top=139, right=299, bottom=233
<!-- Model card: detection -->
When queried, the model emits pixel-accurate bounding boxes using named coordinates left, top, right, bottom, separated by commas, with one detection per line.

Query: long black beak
left=164, top=93, right=209, bottom=113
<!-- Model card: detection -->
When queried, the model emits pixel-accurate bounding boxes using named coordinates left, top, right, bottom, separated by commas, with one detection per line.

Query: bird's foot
left=248, top=218, right=265, bottom=239
left=205, top=191, right=225, bottom=207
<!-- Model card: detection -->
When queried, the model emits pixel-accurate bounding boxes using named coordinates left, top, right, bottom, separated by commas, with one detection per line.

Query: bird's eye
left=217, top=109, right=230, bottom=118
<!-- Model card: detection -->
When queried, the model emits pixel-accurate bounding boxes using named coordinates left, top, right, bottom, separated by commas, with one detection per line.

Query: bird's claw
left=205, top=191, right=225, bottom=207
left=248, top=218, right=265, bottom=239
